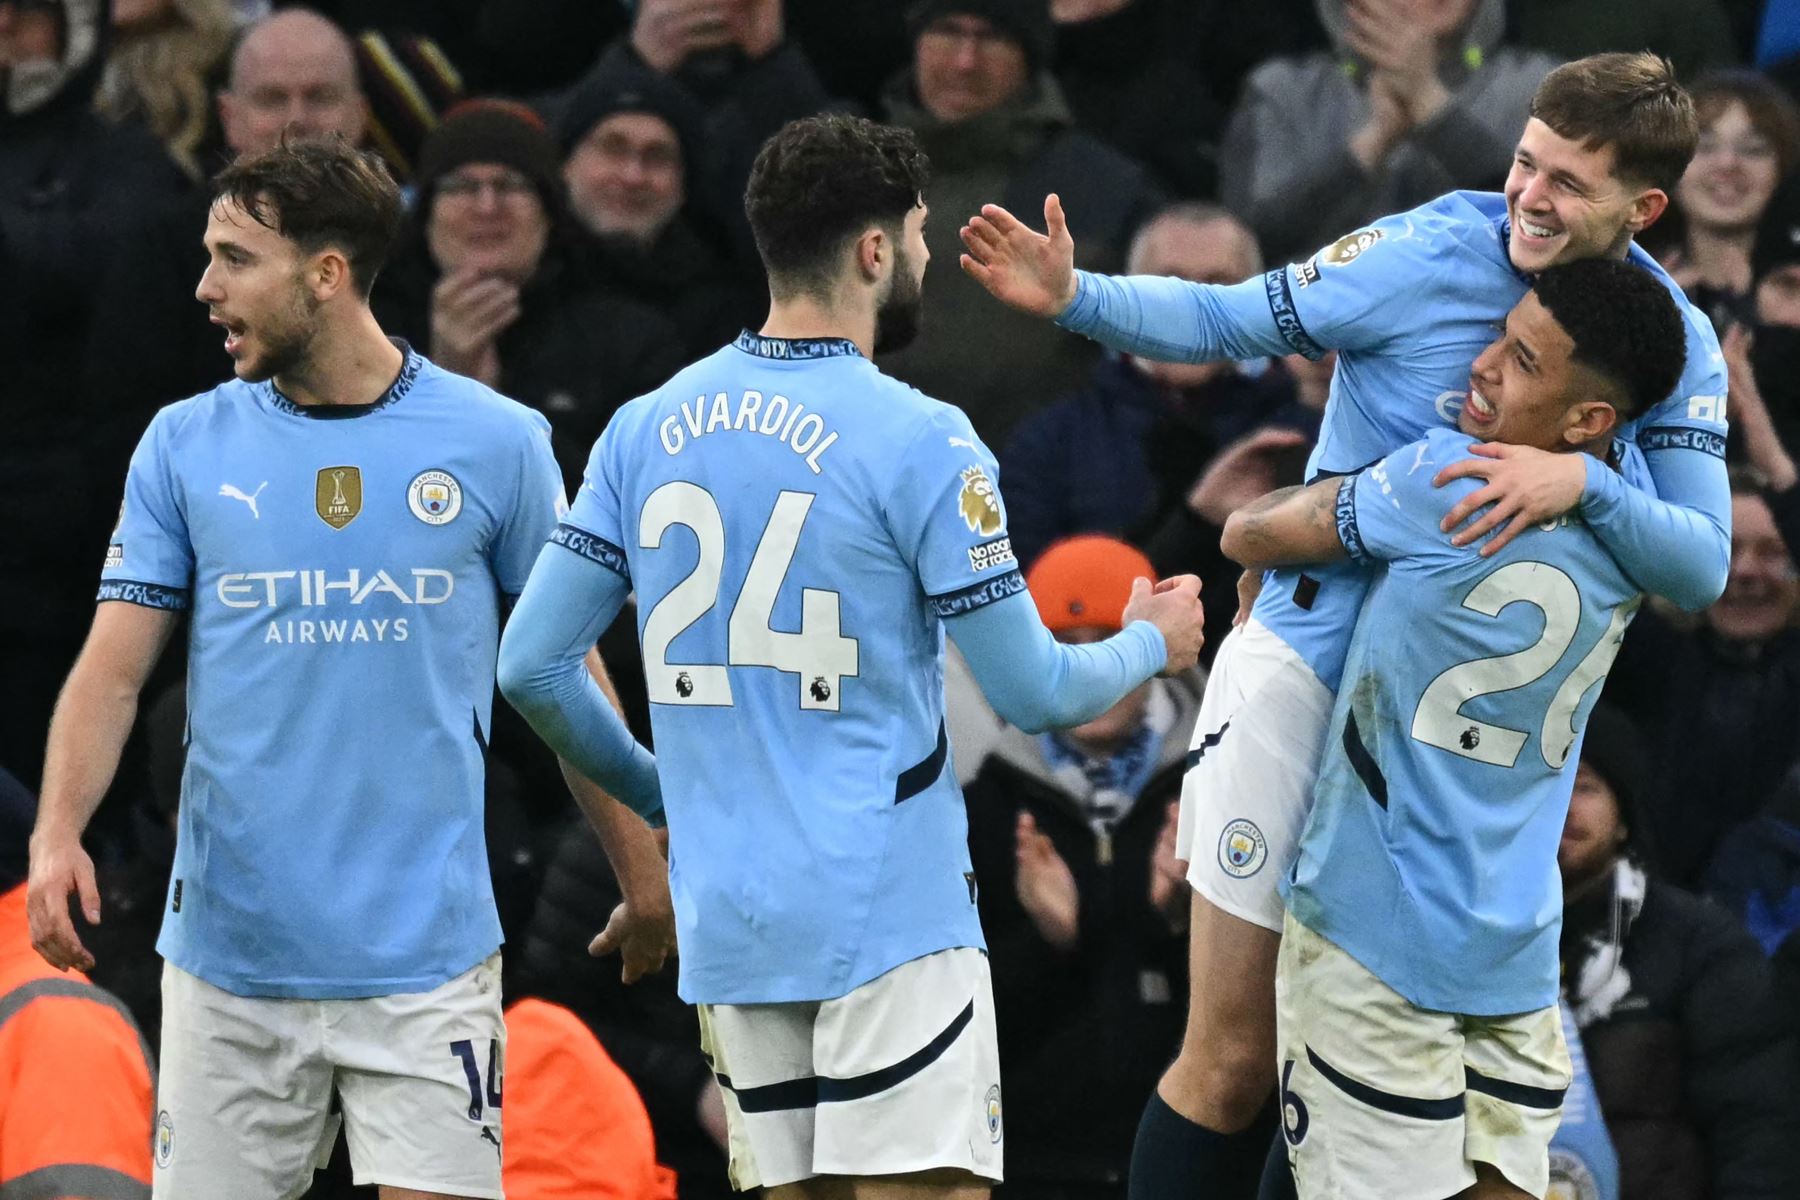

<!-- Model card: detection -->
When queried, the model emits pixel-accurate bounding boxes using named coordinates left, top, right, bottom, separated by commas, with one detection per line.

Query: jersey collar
left=732, top=330, right=864, bottom=360
left=265, top=339, right=422, bottom=419
left=1493, top=218, right=1537, bottom=286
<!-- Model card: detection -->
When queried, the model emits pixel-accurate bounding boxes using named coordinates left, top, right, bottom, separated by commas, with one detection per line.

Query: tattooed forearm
left=1220, top=479, right=1347, bottom=568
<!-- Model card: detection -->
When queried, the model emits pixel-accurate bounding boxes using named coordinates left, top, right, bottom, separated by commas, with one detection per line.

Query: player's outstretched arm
left=946, top=579, right=1203, bottom=735
left=30, top=602, right=180, bottom=972
left=960, top=194, right=1290, bottom=366
left=498, top=543, right=664, bottom=825
left=1220, top=478, right=1350, bottom=570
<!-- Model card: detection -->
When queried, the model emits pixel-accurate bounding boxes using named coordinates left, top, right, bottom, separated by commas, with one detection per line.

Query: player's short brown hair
left=212, top=135, right=404, bottom=297
left=1530, top=53, right=1699, bottom=193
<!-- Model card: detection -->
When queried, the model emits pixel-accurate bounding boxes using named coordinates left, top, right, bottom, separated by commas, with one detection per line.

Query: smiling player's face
left=1504, top=119, right=1660, bottom=273
left=1461, top=291, right=1611, bottom=452
left=195, top=195, right=322, bottom=383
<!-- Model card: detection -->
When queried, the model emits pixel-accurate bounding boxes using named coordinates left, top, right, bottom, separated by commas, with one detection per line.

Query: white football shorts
left=1275, top=915, right=1571, bottom=1200
left=153, top=953, right=506, bottom=1200
left=697, top=946, right=1004, bottom=1191
left=1174, top=618, right=1335, bottom=932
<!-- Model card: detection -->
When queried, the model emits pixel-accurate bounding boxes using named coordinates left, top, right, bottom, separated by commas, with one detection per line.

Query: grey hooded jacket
left=1220, top=0, right=1558, bottom=265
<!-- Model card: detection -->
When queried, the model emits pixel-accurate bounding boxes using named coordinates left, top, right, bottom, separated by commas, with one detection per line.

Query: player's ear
left=1626, top=186, right=1669, bottom=235
left=855, top=226, right=887, bottom=284
left=311, top=249, right=353, bottom=300
left=1564, top=398, right=1618, bottom=446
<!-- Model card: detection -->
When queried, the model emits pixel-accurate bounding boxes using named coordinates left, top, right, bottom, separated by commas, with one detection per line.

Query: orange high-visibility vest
left=0, top=882, right=155, bottom=1198
left=503, top=998, right=679, bottom=1200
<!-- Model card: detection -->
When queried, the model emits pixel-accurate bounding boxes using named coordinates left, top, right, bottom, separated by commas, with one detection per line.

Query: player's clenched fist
left=959, top=194, right=1078, bottom=318
left=1123, top=574, right=1205, bottom=675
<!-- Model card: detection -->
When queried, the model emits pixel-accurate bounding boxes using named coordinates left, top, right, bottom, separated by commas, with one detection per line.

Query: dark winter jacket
left=372, top=240, right=686, bottom=491
left=1603, top=611, right=1800, bottom=887
left=513, top=819, right=730, bottom=1200
left=876, top=73, right=1162, bottom=443
left=587, top=220, right=763, bottom=367
left=1562, top=861, right=1800, bottom=1200
left=1, top=0, right=190, bottom=789
left=962, top=676, right=1200, bottom=1193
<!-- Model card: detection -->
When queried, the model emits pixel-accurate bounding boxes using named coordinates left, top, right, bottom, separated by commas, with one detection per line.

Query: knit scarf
left=1567, top=858, right=1649, bottom=1028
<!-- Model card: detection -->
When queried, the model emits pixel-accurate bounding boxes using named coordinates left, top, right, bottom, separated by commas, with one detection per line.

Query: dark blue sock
left=1255, top=1129, right=1296, bottom=1200
left=1127, top=1092, right=1271, bottom=1200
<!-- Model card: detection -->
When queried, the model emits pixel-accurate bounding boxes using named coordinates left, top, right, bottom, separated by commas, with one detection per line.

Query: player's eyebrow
left=207, top=238, right=253, bottom=260
left=1513, top=333, right=1540, bottom=371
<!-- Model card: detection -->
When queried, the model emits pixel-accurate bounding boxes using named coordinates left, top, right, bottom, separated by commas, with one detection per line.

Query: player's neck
left=761, top=294, right=876, bottom=359
left=274, top=309, right=406, bottom=408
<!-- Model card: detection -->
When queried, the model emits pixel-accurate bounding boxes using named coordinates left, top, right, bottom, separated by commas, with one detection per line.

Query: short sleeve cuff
left=1335, top=476, right=1369, bottom=564
left=97, top=579, right=191, bottom=610
left=548, top=523, right=631, bottom=582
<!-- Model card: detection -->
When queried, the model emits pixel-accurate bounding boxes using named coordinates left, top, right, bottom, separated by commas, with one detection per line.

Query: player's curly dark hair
left=211, top=135, right=404, bottom=298
left=744, top=115, right=930, bottom=300
left=1531, top=258, right=1687, bottom=418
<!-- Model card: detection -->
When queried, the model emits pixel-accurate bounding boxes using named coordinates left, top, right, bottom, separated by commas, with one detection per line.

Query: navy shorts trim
left=718, top=998, right=977, bottom=1114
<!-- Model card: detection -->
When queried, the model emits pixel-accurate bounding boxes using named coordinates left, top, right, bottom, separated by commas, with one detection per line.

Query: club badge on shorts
left=984, top=1084, right=1003, bottom=1143
left=155, top=1110, right=175, bottom=1167
left=1218, top=818, right=1268, bottom=878
left=408, top=469, right=463, bottom=525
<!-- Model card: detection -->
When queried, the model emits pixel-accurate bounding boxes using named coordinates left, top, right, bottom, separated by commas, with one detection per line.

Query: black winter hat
left=1577, top=702, right=1651, bottom=848
left=554, top=61, right=706, bottom=178
left=1752, top=172, right=1800, bottom=285
left=907, top=0, right=1053, bottom=74
left=415, top=99, right=564, bottom=214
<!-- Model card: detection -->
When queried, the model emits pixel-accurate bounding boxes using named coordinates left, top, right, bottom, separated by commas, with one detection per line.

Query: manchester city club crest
left=984, top=1084, right=1003, bottom=1143
left=1218, top=818, right=1268, bottom=878
left=408, top=469, right=463, bottom=525
left=315, top=465, right=362, bottom=530
left=155, top=1110, right=175, bottom=1167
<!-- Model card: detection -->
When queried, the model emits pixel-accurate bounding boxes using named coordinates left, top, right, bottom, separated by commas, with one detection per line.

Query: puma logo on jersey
left=220, top=481, right=268, bottom=519
left=947, top=436, right=978, bottom=451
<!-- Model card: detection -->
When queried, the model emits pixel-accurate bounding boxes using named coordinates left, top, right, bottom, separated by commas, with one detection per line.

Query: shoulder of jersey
left=411, top=359, right=554, bottom=435
left=1396, top=191, right=1509, bottom=253
left=1416, top=425, right=1481, bottom=463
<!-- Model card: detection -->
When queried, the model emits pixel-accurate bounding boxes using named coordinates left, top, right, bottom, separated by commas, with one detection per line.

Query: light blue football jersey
left=1282, top=428, right=1642, bottom=1016
left=559, top=331, right=1027, bottom=1004
left=100, top=345, right=564, bottom=998
left=1060, top=191, right=1728, bottom=688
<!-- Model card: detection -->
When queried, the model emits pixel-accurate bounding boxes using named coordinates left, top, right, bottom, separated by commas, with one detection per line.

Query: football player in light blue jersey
left=1217, top=258, right=1684, bottom=1200
left=960, top=52, right=1727, bottom=1196
left=25, top=140, right=664, bottom=1200
left=498, top=115, right=1206, bottom=1198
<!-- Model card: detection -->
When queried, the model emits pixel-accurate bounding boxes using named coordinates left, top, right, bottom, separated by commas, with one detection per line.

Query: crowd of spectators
left=4, top=0, right=1800, bottom=1197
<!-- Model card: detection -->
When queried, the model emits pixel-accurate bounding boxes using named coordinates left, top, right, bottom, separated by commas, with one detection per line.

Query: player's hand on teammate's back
left=26, top=835, right=101, bottom=972
left=959, top=194, right=1078, bottom=318
left=589, top=898, right=677, bottom=984
left=1433, top=444, right=1588, bottom=556
left=1123, top=574, right=1205, bottom=675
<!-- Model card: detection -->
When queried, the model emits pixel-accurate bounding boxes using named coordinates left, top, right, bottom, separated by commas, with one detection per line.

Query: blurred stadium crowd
left=3, top=0, right=1800, bottom=1197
